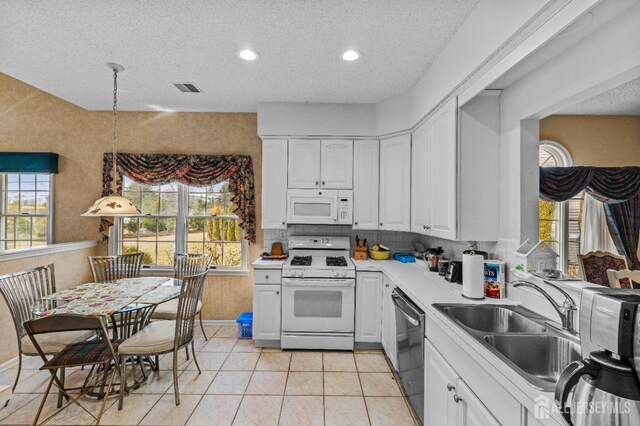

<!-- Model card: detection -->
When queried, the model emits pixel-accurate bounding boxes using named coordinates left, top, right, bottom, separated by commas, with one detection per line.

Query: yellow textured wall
left=0, top=72, right=262, bottom=329
left=540, top=115, right=640, bottom=166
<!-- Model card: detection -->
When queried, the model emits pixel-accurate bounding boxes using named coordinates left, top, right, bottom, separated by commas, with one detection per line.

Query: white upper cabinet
left=379, top=134, right=411, bottom=231
left=353, top=139, right=379, bottom=230
left=428, top=97, right=458, bottom=240
left=261, top=139, right=288, bottom=229
left=288, top=139, right=352, bottom=189
left=320, top=140, right=353, bottom=189
left=410, top=126, right=430, bottom=234
left=288, top=139, right=321, bottom=188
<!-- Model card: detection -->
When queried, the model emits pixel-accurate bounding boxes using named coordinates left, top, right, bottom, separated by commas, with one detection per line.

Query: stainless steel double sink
left=433, top=304, right=581, bottom=391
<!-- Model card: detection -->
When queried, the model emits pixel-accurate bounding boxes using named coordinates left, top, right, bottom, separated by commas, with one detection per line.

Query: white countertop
left=252, top=258, right=287, bottom=269
left=354, top=258, right=566, bottom=424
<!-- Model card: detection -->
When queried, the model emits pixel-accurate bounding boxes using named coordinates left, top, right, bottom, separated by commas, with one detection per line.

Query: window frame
left=110, top=180, right=249, bottom=275
left=0, top=173, right=54, bottom=251
left=539, top=140, right=581, bottom=275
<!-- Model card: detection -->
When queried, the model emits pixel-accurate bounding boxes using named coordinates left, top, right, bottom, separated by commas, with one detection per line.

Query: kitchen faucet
left=511, top=280, right=578, bottom=335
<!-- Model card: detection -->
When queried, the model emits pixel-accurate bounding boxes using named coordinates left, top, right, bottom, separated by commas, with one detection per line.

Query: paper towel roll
left=462, top=252, right=485, bottom=300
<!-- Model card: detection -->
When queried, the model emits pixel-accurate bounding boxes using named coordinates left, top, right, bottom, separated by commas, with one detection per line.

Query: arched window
left=539, top=140, right=583, bottom=276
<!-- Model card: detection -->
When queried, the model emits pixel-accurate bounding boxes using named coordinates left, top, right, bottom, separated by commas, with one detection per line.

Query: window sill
left=0, top=240, right=99, bottom=263
left=139, top=268, right=250, bottom=277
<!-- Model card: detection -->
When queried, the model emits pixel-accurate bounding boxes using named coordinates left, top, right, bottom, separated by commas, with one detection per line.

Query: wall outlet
left=279, top=230, right=286, bottom=239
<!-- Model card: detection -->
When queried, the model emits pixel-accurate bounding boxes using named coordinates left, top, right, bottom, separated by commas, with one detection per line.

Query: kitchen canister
left=462, top=251, right=485, bottom=300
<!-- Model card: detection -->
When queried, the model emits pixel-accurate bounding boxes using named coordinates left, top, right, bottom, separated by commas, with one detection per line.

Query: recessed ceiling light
left=341, top=49, right=362, bottom=62
left=237, top=49, right=259, bottom=61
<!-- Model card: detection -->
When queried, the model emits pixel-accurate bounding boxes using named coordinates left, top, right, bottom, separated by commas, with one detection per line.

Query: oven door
left=287, top=189, right=338, bottom=224
left=281, top=278, right=355, bottom=333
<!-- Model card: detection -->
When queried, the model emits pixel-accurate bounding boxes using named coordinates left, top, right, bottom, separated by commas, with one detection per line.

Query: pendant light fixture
left=82, top=63, right=142, bottom=217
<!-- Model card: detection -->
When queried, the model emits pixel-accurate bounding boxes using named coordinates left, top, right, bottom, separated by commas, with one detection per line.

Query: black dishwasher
left=392, top=288, right=425, bottom=424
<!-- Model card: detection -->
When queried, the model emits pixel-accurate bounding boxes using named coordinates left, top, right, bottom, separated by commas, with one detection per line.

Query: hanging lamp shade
left=81, top=195, right=142, bottom=216
left=82, top=63, right=142, bottom=217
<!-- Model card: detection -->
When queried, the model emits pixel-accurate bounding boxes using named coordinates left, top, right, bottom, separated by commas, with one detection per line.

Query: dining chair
left=23, top=314, right=123, bottom=426
left=606, top=269, right=640, bottom=289
left=88, top=252, right=144, bottom=283
left=0, top=264, right=93, bottom=392
left=578, top=251, right=628, bottom=286
left=117, top=271, right=207, bottom=407
left=151, top=253, right=212, bottom=340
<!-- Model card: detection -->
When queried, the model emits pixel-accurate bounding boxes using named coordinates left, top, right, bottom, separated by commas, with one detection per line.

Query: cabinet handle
left=379, top=223, right=383, bottom=226
left=426, top=226, right=431, bottom=230
left=315, top=181, right=319, bottom=186
left=385, top=283, right=389, bottom=288
left=447, top=383, right=455, bottom=392
left=265, top=275, right=269, bottom=279
left=453, top=394, right=463, bottom=404
left=276, top=291, right=280, bottom=295
left=319, top=192, right=322, bottom=195
left=281, top=221, right=285, bottom=225
left=322, top=181, right=325, bottom=185
left=354, top=222, right=358, bottom=225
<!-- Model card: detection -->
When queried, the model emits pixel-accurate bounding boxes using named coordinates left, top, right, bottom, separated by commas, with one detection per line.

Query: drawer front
left=254, top=269, right=282, bottom=284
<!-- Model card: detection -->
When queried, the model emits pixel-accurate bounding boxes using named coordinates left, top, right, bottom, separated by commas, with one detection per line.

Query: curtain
left=540, top=166, right=640, bottom=270
left=100, top=153, right=256, bottom=243
left=604, top=195, right=640, bottom=270
left=580, top=194, right=618, bottom=255
left=540, top=166, right=640, bottom=202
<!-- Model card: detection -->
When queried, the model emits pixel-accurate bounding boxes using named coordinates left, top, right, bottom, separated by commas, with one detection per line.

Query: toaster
left=445, top=261, right=463, bottom=284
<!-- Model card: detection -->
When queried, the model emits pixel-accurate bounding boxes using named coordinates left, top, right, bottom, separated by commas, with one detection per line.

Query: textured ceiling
left=559, top=77, right=640, bottom=115
left=0, top=0, right=480, bottom=112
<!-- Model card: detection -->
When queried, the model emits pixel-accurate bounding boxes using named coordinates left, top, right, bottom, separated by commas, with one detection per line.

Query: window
left=539, top=141, right=582, bottom=276
left=0, top=173, right=53, bottom=250
left=115, top=176, right=247, bottom=272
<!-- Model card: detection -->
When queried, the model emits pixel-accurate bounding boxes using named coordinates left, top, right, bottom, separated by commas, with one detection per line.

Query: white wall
left=498, top=2, right=640, bottom=260
left=257, top=102, right=376, bottom=137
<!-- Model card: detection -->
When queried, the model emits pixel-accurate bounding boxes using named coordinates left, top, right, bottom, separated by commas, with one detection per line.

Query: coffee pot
left=554, top=288, right=640, bottom=425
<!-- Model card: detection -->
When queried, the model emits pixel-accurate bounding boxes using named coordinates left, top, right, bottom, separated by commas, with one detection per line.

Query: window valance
left=539, top=166, right=640, bottom=203
left=100, top=153, right=256, bottom=243
left=0, top=152, right=59, bottom=174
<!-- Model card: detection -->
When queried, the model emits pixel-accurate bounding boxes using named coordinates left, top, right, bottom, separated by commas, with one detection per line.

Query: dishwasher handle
left=392, top=291, right=421, bottom=326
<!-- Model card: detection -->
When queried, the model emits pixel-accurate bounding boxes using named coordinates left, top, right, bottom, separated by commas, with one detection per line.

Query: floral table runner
left=36, top=277, right=181, bottom=316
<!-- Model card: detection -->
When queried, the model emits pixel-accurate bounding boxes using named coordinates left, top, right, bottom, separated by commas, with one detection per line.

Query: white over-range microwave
left=287, top=189, right=353, bottom=225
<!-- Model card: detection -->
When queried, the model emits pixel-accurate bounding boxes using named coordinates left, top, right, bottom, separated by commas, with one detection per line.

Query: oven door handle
left=282, top=278, right=355, bottom=287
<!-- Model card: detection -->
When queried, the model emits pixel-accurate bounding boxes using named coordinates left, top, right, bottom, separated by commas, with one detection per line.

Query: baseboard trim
left=0, top=356, right=19, bottom=374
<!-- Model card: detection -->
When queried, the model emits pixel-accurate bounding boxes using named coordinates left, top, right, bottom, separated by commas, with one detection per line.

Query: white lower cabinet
left=355, top=272, right=383, bottom=343
left=253, top=282, right=281, bottom=342
left=381, top=276, right=398, bottom=369
left=425, top=340, right=499, bottom=426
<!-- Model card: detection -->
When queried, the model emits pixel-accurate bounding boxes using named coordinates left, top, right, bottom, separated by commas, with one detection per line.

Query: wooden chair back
left=607, top=269, right=640, bottom=289
left=174, top=253, right=212, bottom=279
left=88, top=252, right=143, bottom=282
left=174, top=272, right=207, bottom=350
left=578, top=251, right=628, bottom=286
left=0, top=264, right=56, bottom=340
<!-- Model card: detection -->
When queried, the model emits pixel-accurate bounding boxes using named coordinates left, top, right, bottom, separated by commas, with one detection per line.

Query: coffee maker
left=555, top=287, right=640, bottom=425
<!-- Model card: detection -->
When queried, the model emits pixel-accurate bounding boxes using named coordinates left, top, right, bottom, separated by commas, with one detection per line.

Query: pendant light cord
left=111, top=67, right=119, bottom=192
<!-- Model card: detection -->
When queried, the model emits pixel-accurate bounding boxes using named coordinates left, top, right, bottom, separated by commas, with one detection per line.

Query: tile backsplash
left=262, top=225, right=498, bottom=261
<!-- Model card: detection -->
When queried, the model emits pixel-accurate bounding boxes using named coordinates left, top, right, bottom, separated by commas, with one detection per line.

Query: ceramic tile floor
left=0, top=325, right=418, bottom=426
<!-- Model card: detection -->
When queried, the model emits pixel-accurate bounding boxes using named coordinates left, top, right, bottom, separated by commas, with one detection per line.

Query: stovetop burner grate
left=326, top=256, right=348, bottom=267
left=290, top=256, right=313, bottom=266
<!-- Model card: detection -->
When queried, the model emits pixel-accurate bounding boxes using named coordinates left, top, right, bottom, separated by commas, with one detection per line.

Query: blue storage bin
left=236, top=312, right=253, bottom=339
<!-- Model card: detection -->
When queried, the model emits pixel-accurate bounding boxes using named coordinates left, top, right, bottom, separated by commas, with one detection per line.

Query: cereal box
left=484, top=260, right=506, bottom=299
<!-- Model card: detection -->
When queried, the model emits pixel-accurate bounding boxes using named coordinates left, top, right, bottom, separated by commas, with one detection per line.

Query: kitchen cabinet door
left=353, top=139, right=379, bottom=230
left=425, top=340, right=458, bottom=426
left=379, top=134, right=411, bottom=231
left=288, top=139, right=321, bottom=188
left=455, top=380, right=500, bottom=426
left=261, top=139, right=288, bottom=229
left=355, top=272, right=383, bottom=343
left=381, top=277, right=398, bottom=370
left=253, top=284, right=281, bottom=341
left=321, top=140, right=353, bottom=189
left=410, top=125, right=430, bottom=234
left=428, top=98, right=457, bottom=240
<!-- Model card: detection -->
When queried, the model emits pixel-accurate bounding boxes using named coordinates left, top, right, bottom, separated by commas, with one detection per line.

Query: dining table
left=30, top=276, right=183, bottom=396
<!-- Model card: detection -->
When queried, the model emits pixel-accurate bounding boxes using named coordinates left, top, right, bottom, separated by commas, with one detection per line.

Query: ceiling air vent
left=173, top=83, right=202, bottom=93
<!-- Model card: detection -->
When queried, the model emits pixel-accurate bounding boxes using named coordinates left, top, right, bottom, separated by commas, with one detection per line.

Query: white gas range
left=281, top=236, right=356, bottom=350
